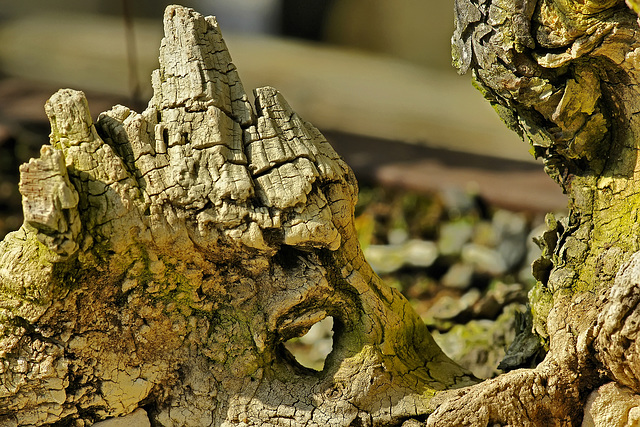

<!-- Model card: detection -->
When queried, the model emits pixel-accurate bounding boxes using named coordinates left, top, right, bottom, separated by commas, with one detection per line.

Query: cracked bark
left=4, top=2, right=640, bottom=426
left=445, top=0, right=640, bottom=425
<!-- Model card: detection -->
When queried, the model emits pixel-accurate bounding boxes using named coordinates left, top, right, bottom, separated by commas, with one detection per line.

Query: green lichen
left=528, top=281, right=553, bottom=346
left=23, top=229, right=74, bottom=303
left=569, top=176, right=640, bottom=294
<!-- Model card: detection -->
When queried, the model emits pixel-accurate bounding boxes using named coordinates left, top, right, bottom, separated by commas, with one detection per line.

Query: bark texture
left=0, top=6, right=476, bottom=426
left=448, top=0, right=640, bottom=425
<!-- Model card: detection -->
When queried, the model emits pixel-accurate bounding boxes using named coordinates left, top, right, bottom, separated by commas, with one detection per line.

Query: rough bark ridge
left=448, top=0, right=640, bottom=425
left=0, top=6, right=476, bottom=426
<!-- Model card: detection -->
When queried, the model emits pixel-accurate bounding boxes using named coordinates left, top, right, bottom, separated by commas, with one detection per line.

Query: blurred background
left=0, top=0, right=564, bottom=378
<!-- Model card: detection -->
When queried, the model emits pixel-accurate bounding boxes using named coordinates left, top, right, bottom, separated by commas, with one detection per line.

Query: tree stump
left=448, top=0, right=640, bottom=425
left=5, top=2, right=640, bottom=426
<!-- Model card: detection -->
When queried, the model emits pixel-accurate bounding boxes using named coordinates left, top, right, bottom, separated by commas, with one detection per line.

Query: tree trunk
left=448, top=0, right=640, bottom=425
left=2, top=3, right=640, bottom=426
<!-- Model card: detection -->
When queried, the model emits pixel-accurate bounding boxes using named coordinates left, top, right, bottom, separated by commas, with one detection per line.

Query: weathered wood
left=446, top=0, right=640, bottom=425
left=6, top=1, right=640, bottom=425
left=0, top=6, right=474, bottom=426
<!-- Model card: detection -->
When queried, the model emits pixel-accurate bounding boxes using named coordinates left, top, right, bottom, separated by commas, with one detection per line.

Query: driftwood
left=4, top=2, right=640, bottom=426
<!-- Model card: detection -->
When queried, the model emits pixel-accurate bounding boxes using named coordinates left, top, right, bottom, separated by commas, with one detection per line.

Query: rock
left=472, top=281, right=528, bottom=318
left=284, top=316, right=334, bottom=371
left=432, top=319, right=499, bottom=379
left=388, top=227, right=409, bottom=245
left=471, top=220, right=498, bottom=248
left=405, top=277, right=438, bottom=310
left=365, top=240, right=438, bottom=274
left=364, top=244, right=406, bottom=274
left=492, top=210, right=528, bottom=271
left=431, top=304, right=523, bottom=379
left=93, top=409, right=150, bottom=427
left=441, top=262, right=474, bottom=290
left=461, top=243, right=507, bottom=276
left=438, top=220, right=474, bottom=256
left=440, top=187, right=478, bottom=217
left=404, top=240, right=439, bottom=268
left=426, top=288, right=481, bottom=321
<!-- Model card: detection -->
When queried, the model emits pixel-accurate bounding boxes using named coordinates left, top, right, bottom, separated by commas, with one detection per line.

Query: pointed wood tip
left=153, top=5, right=253, bottom=125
